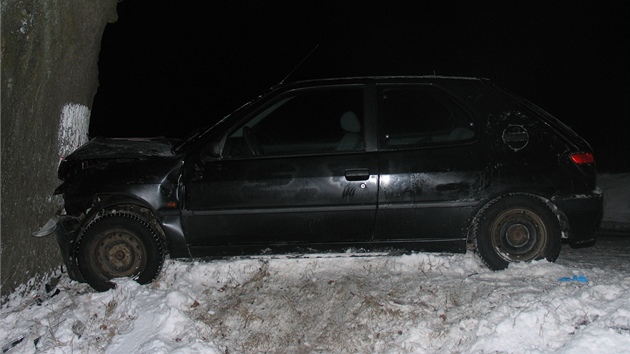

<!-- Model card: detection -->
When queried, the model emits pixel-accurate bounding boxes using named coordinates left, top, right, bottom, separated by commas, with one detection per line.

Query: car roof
left=276, top=76, right=491, bottom=90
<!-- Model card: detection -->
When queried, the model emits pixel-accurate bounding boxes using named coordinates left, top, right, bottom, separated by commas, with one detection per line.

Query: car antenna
left=279, top=44, right=319, bottom=85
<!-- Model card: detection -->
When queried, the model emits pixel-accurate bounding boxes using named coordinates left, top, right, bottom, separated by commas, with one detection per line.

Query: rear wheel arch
left=470, top=193, right=564, bottom=270
left=469, top=193, right=570, bottom=241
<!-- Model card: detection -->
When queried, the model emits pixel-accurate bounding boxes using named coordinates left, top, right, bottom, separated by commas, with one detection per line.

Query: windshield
left=172, top=116, right=227, bottom=154
left=172, top=95, right=262, bottom=154
left=172, top=86, right=282, bottom=154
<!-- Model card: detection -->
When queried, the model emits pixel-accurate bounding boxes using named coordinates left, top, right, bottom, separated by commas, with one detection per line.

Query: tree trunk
left=1, top=0, right=118, bottom=296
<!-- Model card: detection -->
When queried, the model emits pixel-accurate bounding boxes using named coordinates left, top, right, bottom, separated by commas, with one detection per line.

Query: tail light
left=570, top=152, right=595, bottom=165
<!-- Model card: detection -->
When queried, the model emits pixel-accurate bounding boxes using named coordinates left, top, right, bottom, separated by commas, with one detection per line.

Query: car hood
left=64, top=137, right=179, bottom=160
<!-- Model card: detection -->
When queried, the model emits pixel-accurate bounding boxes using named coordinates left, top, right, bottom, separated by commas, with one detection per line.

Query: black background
left=91, top=1, right=629, bottom=172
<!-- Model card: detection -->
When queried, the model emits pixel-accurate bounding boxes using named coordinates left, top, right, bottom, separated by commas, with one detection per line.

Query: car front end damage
left=32, top=212, right=85, bottom=282
left=33, top=195, right=89, bottom=282
left=34, top=136, right=184, bottom=283
left=53, top=212, right=86, bottom=281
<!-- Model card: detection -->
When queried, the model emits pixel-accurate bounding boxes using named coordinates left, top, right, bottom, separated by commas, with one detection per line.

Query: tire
left=76, top=211, right=165, bottom=292
left=474, top=195, right=561, bottom=270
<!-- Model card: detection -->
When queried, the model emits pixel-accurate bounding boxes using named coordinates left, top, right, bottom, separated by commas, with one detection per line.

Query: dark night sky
left=91, top=1, right=629, bottom=172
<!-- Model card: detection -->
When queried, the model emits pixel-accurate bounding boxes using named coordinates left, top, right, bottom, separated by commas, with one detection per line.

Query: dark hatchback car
left=37, top=76, right=603, bottom=291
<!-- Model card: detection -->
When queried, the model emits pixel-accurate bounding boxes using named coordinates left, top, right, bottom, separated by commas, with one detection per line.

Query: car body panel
left=182, top=152, right=379, bottom=252
left=376, top=150, right=484, bottom=241
left=39, top=76, right=603, bottom=282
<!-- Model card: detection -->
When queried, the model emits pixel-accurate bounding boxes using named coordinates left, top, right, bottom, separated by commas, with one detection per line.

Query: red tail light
left=570, top=152, right=595, bottom=165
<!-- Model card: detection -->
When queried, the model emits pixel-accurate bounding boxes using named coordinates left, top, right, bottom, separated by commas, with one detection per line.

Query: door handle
left=345, top=169, right=370, bottom=181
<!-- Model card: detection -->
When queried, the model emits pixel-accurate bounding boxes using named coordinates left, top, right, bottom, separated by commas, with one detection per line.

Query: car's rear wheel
left=474, top=195, right=561, bottom=270
left=76, top=211, right=165, bottom=292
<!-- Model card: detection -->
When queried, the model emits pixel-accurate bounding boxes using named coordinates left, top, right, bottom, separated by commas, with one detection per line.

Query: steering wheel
left=242, top=126, right=264, bottom=156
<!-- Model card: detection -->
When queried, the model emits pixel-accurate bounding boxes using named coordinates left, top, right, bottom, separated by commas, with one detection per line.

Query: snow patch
left=3, top=245, right=630, bottom=353
left=599, top=173, right=630, bottom=230
left=58, top=103, right=90, bottom=161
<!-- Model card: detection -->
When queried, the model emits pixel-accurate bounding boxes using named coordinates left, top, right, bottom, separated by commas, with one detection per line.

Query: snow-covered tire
left=474, top=195, right=561, bottom=270
left=76, top=211, right=165, bottom=292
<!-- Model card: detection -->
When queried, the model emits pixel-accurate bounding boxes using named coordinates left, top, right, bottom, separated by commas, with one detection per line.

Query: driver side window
left=224, top=87, right=364, bottom=158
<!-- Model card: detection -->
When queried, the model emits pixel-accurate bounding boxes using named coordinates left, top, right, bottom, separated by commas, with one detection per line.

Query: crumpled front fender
left=54, top=214, right=85, bottom=282
left=34, top=212, right=86, bottom=282
left=32, top=215, right=60, bottom=238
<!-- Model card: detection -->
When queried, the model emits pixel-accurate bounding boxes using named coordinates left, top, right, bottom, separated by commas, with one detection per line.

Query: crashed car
left=36, top=76, right=603, bottom=291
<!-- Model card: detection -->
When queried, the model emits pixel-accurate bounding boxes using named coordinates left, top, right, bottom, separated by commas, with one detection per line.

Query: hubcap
left=506, top=223, right=530, bottom=247
left=490, top=208, right=547, bottom=262
left=91, top=229, right=146, bottom=279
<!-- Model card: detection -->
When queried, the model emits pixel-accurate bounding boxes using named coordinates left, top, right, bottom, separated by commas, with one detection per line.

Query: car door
left=374, top=84, right=485, bottom=241
left=181, top=85, right=379, bottom=253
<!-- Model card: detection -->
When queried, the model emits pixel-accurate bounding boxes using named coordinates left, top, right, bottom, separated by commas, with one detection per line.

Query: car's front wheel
left=76, top=211, right=165, bottom=292
left=474, top=195, right=561, bottom=270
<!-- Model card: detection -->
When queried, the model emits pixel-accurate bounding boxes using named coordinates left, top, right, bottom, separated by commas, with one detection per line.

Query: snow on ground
left=599, top=173, right=630, bottom=230
left=2, top=174, right=629, bottom=353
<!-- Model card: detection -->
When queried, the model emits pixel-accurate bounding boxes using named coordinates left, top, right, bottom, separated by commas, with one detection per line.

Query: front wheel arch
left=75, top=211, right=166, bottom=291
left=472, top=194, right=562, bottom=270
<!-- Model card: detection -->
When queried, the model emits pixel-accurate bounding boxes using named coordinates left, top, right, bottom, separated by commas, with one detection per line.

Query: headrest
left=340, top=111, right=361, bottom=133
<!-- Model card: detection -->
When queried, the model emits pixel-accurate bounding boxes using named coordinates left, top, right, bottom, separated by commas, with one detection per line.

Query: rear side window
left=377, top=86, right=475, bottom=149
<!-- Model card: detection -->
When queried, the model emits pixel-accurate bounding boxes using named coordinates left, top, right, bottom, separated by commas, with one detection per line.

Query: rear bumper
left=552, top=188, right=603, bottom=246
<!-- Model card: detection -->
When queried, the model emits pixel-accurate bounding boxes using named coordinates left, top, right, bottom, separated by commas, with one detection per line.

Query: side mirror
left=201, top=140, right=221, bottom=161
left=209, top=140, right=221, bottom=157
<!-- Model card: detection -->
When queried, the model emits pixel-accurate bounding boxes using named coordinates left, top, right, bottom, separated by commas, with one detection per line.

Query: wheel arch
left=72, top=193, right=190, bottom=260
left=467, top=192, right=570, bottom=247
left=75, top=210, right=167, bottom=291
left=79, top=194, right=169, bottom=254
